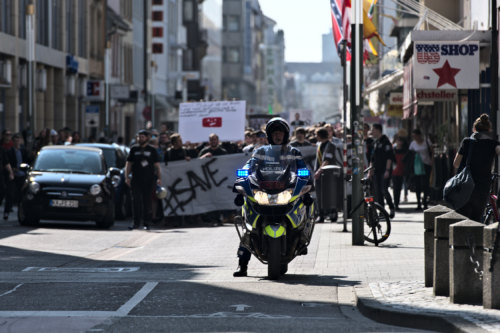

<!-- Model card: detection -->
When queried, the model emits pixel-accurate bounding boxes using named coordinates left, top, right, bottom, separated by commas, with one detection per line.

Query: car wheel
left=18, top=200, right=39, bottom=227
left=96, top=202, right=115, bottom=229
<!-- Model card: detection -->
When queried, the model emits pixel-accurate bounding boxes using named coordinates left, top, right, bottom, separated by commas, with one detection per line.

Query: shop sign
left=416, top=89, right=457, bottom=102
left=389, top=92, right=403, bottom=105
left=413, top=41, right=479, bottom=89
left=387, top=105, right=403, bottom=117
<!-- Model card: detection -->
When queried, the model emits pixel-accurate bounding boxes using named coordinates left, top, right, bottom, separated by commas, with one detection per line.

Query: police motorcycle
left=233, top=146, right=315, bottom=279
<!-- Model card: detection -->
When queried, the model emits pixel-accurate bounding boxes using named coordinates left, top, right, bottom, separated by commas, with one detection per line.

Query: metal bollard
left=424, top=205, right=452, bottom=287
left=433, top=211, right=467, bottom=296
left=450, top=220, right=484, bottom=305
left=483, top=222, right=500, bottom=309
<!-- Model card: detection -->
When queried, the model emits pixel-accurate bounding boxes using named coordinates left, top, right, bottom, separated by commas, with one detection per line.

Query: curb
left=353, top=285, right=488, bottom=333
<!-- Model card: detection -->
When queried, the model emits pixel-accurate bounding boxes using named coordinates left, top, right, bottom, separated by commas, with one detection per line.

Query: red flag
left=330, top=0, right=351, bottom=61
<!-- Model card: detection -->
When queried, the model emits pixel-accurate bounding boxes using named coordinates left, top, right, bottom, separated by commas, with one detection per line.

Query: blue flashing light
left=297, top=168, right=310, bottom=178
left=237, top=169, right=249, bottom=178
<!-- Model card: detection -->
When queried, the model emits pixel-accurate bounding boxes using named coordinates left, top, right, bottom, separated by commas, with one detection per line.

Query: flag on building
left=330, top=0, right=351, bottom=61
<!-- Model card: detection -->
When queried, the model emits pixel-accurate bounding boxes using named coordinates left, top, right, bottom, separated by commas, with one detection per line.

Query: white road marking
left=0, top=284, right=22, bottom=297
left=22, top=267, right=140, bottom=273
left=116, top=282, right=158, bottom=316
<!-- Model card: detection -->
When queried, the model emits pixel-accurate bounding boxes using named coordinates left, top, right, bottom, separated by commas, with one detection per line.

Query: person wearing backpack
left=452, top=114, right=500, bottom=221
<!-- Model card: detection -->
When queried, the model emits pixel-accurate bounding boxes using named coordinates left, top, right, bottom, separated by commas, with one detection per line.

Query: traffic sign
left=85, top=105, right=99, bottom=127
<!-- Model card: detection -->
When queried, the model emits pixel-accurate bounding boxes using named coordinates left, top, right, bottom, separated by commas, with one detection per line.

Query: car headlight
left=28, top=182, right=40, bottom=194
left=111, top=175, right=121, bottom=188
left=90, top=184, right=102, bottom=196
left=253, top=189, right=292, bottom=205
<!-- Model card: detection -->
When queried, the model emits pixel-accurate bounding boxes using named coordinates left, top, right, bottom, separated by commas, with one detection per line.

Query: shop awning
left=365, top=69, right=403, bottom=95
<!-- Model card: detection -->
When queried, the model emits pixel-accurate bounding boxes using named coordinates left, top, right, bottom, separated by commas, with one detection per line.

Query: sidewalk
left=317, top=193, right=500, bottom=332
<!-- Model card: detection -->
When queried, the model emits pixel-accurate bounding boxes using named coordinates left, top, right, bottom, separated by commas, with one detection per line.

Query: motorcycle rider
left=233, top=117, right=310, bottom=277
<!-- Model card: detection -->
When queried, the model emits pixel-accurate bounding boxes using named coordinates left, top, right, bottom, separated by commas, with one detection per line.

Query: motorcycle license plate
left=50, top=200, right=78, bottom=208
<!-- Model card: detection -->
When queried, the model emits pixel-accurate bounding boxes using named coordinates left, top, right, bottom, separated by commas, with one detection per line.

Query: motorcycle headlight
left=253, top=189, right=293, bottom=205
left=90, top=184, right=102, bottom=196
left=29, top=182, right=40, bottom=194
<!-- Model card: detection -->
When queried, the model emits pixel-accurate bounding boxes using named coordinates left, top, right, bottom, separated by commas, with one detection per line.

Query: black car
left=76, top=143, right=131, bottom=219
left=18, top=146, right=120, bottom=229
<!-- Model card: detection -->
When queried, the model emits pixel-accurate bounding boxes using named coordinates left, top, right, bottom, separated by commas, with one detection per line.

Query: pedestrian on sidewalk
left=125, top=130, right=162, bottom=230
left=392, top=135, right=409, bottom=211
left=452, top=114, right=500, bottom=221
left=369, top=123, right=395, bottom=218
left=409, top=129, right=433, bottom=210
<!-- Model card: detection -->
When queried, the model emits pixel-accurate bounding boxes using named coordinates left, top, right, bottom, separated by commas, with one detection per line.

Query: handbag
left=443, top=139, right=475, bottom=210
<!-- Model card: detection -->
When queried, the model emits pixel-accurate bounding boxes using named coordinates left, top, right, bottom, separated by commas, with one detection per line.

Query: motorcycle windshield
left=252, top=145, right=294, bottom=189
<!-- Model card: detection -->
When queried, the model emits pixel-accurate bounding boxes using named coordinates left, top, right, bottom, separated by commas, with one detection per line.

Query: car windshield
left=33, top=149, right=104, bottom=174
left=101, top=148, right=116, bottom=167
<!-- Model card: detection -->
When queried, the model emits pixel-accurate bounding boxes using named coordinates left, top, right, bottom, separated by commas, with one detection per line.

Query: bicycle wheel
left=364, top=202, right=391, bottom=245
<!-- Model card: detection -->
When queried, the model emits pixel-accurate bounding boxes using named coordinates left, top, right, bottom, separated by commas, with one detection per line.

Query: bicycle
left=482, top=173, right=500, bottom=225
left=349, top=167, right=391, bottom=246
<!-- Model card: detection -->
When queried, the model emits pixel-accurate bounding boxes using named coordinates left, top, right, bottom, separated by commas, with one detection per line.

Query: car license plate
left=50, top=200, right=79, bottom=208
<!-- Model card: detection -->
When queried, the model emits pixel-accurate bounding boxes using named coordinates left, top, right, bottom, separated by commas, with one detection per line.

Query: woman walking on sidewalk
left=453, top=114, right=500, bottom=221
left=409, top=129, right=433, bottom=210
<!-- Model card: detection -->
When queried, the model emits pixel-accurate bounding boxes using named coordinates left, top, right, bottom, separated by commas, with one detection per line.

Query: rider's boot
left=233, top=265, right=247, bottom=277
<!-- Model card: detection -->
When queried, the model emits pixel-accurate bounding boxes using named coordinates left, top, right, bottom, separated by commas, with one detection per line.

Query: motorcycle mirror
left=234, top=194, right=244, bottom=206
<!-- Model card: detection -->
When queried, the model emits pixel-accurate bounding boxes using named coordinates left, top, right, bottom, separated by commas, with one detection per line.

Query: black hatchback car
left=18, top=146, right=120, bottom=229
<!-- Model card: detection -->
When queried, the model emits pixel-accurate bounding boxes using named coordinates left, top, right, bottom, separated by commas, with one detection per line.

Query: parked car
left=76, top=143, right=131, bottom=219
left=18, top=146, right=120, bottom=229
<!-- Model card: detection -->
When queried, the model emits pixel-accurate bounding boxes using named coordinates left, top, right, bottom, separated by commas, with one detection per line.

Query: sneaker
left=389, top=209, right=395, bottom=219
left=128, top=225, right=139, bottom=230
left=233, top=265, right=247, bottom=277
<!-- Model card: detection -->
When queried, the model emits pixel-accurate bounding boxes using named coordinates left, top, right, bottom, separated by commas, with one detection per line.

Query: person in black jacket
left=369, top=123, right=395, bottom=218
left=164, top=133, right=191, bottom=164
left=125, top=130, right=162, bottom=230
left=4, top=134, right=24, bottom=220
left=453, top=114, right=500, bottom=221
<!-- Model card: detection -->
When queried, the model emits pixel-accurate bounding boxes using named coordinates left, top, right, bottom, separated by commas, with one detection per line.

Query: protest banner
left=161, top=146, right=317, bottom=216
left=178, top=100, right=246, bottom=143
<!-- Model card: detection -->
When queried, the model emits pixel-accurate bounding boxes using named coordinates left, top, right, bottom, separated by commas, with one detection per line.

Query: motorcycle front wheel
left=267, top=237, right=282, bottom=280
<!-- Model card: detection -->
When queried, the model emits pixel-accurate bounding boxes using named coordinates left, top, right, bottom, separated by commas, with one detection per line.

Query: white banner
left=178, top=101, right=246, bottom=143
left=161, top=146, right=317, bottom=216
left=413, top=41, right=479, bottom=89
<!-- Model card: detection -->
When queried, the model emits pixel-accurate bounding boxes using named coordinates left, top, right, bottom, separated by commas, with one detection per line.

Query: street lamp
left=26, top=4, right=35, bottom=149
left=338, top=39, right=348, bottom=233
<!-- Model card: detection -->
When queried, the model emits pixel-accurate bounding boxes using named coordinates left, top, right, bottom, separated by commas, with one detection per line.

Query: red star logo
left=433, top=60, right=461, bottom=88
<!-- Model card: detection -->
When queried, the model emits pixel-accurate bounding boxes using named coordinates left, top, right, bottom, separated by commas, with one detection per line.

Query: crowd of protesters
left=0, top=117, right=440, bottom=226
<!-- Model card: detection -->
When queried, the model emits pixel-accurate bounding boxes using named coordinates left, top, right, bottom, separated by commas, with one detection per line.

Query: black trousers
left=373, top=171, right=394, bottom=211
left=392, top=175, right=404, bottom=208
left=131, top=181, right=154, bottom=227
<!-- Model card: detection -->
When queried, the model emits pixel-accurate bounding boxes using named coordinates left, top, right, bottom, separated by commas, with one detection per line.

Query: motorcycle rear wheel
left=267, top=237, right=282, bottom=280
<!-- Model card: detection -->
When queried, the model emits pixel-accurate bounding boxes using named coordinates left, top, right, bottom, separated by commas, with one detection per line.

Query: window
left=152, top=27, right=163, bottom=37
left=153, top=43, right=163, bottom=54
left=152, top=11, right=163, bottom=21
left=78, top=0, right=87, bottom=56
left=183, top=0, right=193, bottom=22
left=52, top=0, right=63, bottom=50
left=18, top=0, right=28, bottom=38
left=224, top=47, right=240, bottom=63
left=66, top=0, right=75, bottom=53
left=152, top=0, right=163, bottom=4
left=0, top=0, right=13, bottom=35
left=224, top=15, right=239, bottom=31
left=36, top=0, right=49, bottom=46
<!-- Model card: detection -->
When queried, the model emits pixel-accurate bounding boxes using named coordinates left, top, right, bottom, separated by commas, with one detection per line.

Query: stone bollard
left=483, top=222, right=500, bottom=309
left=450, top=220, right=484, bottom=305
left=433, top=211, right=467, bottom=296
left=424, top=205, right=452, bottom=287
